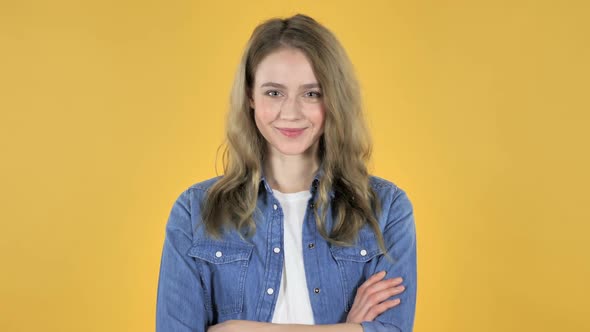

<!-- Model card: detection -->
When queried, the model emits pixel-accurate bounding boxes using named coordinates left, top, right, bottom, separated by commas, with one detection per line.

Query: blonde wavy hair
left=201, top=13, right=385, bottom=253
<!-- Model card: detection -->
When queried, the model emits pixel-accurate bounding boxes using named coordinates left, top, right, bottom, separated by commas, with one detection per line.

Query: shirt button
left=309, top=203, right=315, bottom=208
left=215, top=251, right=223, bottom=258
left=360, top=249, right=367, bottom=256
left=273, top=204, right=278, bottom=210
left=267, top=288, right=274, bottom=295
left=308, top=243, right=315, bottom=249
left=273, top=247, right=281, bottom=254
left=314, top=288, right=320, bottom=294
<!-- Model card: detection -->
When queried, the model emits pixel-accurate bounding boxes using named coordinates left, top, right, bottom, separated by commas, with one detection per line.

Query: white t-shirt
left=270, top=189, right=315, bottom=325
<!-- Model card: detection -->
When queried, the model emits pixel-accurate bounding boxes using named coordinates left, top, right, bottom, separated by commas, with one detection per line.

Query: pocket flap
left=188, top=240, right=254, bottom=264
left=329, top=244, right=382, bottom=262
left=329, top=227, right=383, bottom=262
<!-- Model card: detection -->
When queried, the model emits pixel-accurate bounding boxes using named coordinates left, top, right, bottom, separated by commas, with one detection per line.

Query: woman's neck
left=263, top=147, right=320, bottom=194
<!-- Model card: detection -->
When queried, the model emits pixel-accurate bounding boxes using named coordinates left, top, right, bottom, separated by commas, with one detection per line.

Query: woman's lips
left=277, top=127, right=306, bottom=137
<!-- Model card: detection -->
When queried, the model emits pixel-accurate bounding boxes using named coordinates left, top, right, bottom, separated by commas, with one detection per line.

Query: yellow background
left=1, top=0, right=588, bottom=331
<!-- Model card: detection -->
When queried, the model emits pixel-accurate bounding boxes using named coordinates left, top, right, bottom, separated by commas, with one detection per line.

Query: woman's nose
left=278, top=96, right=302, bottom=120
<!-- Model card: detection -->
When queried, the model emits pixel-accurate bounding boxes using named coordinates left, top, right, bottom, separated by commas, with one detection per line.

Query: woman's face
left=249, top=47, right=325, bottom=159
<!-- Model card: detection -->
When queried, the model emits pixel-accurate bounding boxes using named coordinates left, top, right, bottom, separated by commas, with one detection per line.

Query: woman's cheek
left=256, top=97, right=278, bottom=114
left=305, top=105, right=325, bottom=123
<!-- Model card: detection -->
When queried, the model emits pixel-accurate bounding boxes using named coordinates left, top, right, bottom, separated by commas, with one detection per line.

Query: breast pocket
left=329, top=236, right=383, bottom=312
left=187, top=240, right=254, bottom=315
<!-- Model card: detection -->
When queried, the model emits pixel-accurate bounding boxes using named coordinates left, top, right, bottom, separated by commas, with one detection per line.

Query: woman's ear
left=247, top=88, right=255, bottom=109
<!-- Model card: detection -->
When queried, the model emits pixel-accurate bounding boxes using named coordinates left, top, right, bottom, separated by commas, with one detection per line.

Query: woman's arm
left=208, top=273, right=404, bottom=332
left=209, top=321, right=363, bottom=332
left=209, top=272, right=406, bottom=332
left=359, top=188, right=417, bottom=332
left=156, top=189, right=208, bottom=332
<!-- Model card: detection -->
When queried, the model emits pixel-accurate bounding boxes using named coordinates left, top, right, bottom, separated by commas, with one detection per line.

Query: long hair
left=201, top=13, right=386, bottom=254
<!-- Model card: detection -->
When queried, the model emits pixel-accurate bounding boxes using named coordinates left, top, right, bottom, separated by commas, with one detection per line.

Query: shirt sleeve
left=361, top=188, right=417, bottom=332
left=156, top=189, right=208, bottom=332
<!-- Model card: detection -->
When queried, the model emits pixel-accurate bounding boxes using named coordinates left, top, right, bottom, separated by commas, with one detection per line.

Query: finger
left=355, top=275, right=403, bottom=317
left=355, top=281, right=405, bottom=317
left=364, top=298, right=401, bottom=321
left=366, top=285, right=405, bottom=307
left=357, top=271, right=387, bottom=293
left=357, top=277, right=403, bottom=309
left=353, top=273, right=403, bottom=320
left=351, top=272, right=388, bottom=319
left=364, top=277, right=404, bottom=298
left=387, top=276, right=404, bottom=287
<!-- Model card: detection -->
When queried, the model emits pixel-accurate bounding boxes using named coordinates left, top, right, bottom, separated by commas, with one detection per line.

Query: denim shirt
left=156, top=170, right=417, bottom=332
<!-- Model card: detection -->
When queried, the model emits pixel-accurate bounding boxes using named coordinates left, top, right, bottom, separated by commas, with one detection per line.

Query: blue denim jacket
left=156, top=170, right=417, bottom=332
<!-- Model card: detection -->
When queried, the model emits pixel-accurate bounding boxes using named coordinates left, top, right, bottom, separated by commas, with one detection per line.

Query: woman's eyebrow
left=260, top=82, right=321, bottom=89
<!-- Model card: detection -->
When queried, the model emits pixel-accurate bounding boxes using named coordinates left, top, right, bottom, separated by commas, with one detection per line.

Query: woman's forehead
left=254, top=48, right=318, bottom=86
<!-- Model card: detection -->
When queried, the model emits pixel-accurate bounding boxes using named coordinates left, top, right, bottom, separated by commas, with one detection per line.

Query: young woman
left=156, top=14, right=417, bottom=332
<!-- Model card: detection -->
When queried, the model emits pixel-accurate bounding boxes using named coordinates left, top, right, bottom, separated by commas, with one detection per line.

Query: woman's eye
left=305, top=91, right=322, bottom=98
left=265, top=90, right=281, bottom=97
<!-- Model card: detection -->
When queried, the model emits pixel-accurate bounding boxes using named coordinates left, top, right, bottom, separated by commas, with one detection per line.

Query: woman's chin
left=271, top=144, right=315, bottom=157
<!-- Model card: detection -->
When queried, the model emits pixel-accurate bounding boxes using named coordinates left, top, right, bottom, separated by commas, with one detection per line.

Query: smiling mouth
left=276, top=127, right=307, bottom=137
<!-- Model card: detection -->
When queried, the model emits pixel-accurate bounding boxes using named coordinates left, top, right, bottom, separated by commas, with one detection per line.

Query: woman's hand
left=346, top=271, right=405, bottom=324
left=209, top=320, right=268, bottom=332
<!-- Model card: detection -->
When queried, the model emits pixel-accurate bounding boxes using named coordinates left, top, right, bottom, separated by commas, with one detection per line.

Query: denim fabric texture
left=156, top=168, right=417, bottom=332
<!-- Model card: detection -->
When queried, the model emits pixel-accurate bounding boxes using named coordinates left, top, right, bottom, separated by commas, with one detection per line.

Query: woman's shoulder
left=368, top=174, right=413, bottom=215
left=185, top=175, right=224, bottom=193
left=368, top=174, right=406, bottom=196
left=168, top=175, right=223, bottom=211
left=165, top=176, right=224, bottom=234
